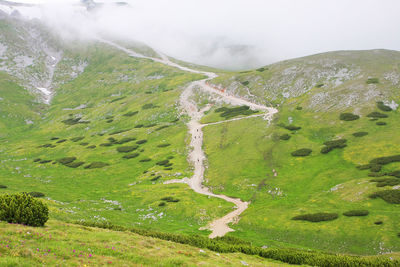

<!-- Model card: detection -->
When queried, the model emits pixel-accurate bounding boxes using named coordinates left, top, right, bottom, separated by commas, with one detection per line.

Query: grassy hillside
left=200, top=50, right=400, bottom=254
left=0, top=220, right=285, bottom=266
left=1, top=10, right=400, bottom=259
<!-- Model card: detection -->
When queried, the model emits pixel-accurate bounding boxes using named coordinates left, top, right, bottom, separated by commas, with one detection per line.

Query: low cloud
left=8, top=0, right=400, bottom=70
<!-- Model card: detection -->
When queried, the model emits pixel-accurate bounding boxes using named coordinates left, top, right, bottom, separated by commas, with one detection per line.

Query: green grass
left=202, top=103, right=400, bottom=254
left=0, top=220, right=286, bottom=267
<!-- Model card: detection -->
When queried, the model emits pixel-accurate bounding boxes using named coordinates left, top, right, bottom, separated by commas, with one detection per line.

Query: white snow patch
left=36, top=87, right=51, bottom=96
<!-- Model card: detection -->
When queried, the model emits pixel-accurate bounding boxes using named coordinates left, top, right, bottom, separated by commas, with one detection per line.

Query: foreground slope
left=0, top=220, right=286, bottom=266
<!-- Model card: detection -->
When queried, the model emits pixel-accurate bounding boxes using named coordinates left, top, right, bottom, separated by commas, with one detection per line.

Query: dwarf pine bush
left=0, top=193, right=48, bottom=226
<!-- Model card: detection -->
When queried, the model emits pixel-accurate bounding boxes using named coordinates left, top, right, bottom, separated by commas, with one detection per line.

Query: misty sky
left=8, top=0, right=400, bottom=70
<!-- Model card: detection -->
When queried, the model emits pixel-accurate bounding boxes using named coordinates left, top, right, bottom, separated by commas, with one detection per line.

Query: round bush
left=291, top=148, right=312, bottom=157
left=343, top=210, right=369, bottom=217
left=0, top=193, right=49, bottom=226
left=376, top=121, right=387, bottom=126
left=0, top=185, right=7, bottom=189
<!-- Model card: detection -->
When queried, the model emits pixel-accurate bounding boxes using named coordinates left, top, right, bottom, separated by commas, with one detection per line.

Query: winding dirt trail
left=101, top=40, right=278, bottom=238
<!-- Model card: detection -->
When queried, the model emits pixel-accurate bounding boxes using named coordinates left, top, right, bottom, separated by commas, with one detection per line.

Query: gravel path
left=101, top=39, right=278, bottom=238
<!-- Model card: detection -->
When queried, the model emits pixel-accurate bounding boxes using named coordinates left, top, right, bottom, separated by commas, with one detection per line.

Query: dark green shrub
left=142, top=103, right=158, bottom=109
left=134, top=124, right=144, bottom=128
left=28, top=192, right=45, bottom=198
left=292, top=212, right=338, bottom=222
left=50, top=137, right=59, bottom=140
left=352, top=132, right=368, bottom=137
left=215, top=106, right=257, bottom=119
left=369, top=190, right=400, bottom=204
left=70, top=137, right=84, bottom=142
left=144, top=124, right=157, bottom=128
left=161, top=196, right=180, bottom=202
left=158, top=202, right=166, bottom=207
left=100, top=143, right=113, bottom=147
left=370, top=155, right=400, bottom=165
left=64, top=161, right=85, bottom=168
left=39, top=144, right=56, bottom=148
left=139, top=158, right=151, bottom=162
left=0, top=185, right=7, bottom=188
left=279, top=134, right=291, bottom=140
left=343, top=210, right=369, bottom=216
left=376, top=121, right=387, bottom=126
left=375, top=221, right=383, bottom=225
left=321, top=139, right=347, bottom=154
left=62, top=118, right=81, bottom=125
left=151, top=176, right=161, bottom=181
left=123, top=111, right=138, bottom=117
left=58, top=157, right=76, bottom=165
left=164, top=163, right=173, bottom=167
left=136, top=140, right=147, bottom=145
left=296, top=106, right=303, bottom=110
left=366, top=78, right=379, bottom=84
left=0, top=193, right=48, bottom=226
left=156, top=160, right=170, bottom=166
left=388, top=170, right=400, bottom=178
left=155, top=125, right=169, bottom=131
left=370, top=178, right=400, bottom=187
left=256, top=67, right=267, bottom=72
left=291, top=148, right=312, bottom=157
left=84, top=162, right=110, bottom=169
left=116, top=137, right=136, bottom=144
left=123, top=153, right=139, bottom=159
left=39, top=160, right=52, bottom=164
left=87, top=145, right=96, bottom=149
left=109, top=129, right=130, bottom=135
left=108, top=137, right=117, bottom=143
left=33, top=158, right=41, bottom=162
left=315, top=83, right=324, bottom=88
left=370, top=164, right=382, bottom=172
left=56, top=139, right=67, bottom=143
left=164, top=167, right=173, bottom=170
left=240, top=81, right=250, bottom=86
left=74, top=220, right=400, bottom=267
left=157, top=143, right=171, bottom=147
left=377, top=101, right=392, bottom=112
left=110, top=96, right=126, bottom=103
left=367, top=111, right=388, bottom=118
left=339, top=113, right=360, bottom=121
left=79, top=142, right=89, bottom=146
left=106, top=119, right=113, bottom=123
left=117, top=146, right=138, bottom=153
